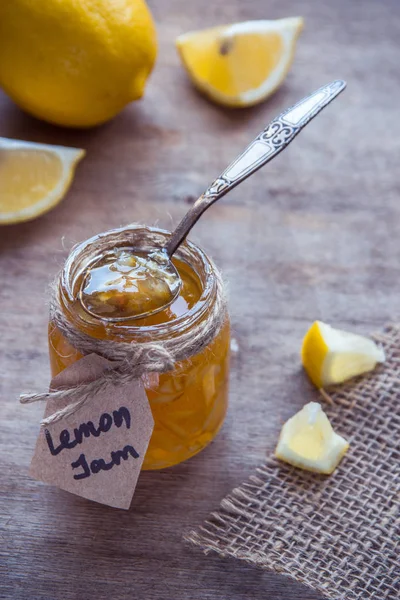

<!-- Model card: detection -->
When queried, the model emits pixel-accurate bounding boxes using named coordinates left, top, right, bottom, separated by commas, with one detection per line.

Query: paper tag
left=30, top=354, right=154, bottom=509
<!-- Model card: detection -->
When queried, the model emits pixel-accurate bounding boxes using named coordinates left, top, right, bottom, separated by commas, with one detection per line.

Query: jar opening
left=59, top=225, right=217, bottom=342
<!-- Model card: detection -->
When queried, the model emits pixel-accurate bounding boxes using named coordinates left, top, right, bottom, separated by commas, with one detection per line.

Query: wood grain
left=1, top=1, right=399, bottom=599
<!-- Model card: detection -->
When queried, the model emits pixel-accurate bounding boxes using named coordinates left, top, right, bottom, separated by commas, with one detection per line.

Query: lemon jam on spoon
left=80, top=248, right=181, bottom=321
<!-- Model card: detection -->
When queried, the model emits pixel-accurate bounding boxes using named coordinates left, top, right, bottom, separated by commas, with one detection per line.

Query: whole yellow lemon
left=0, top=0, right=157, bottom=127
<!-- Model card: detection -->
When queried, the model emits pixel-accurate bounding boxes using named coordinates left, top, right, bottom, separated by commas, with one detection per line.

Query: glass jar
left=48, top=226, right=230, bottom=470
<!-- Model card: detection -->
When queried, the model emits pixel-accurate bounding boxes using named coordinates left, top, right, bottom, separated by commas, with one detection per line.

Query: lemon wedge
left=176, top=18, right=303, bottom=108
left=275, top=402, right=349, bottom=474
left=0, top=138, right=85, bottom=224
left=301, top=321, right=385, bottom=388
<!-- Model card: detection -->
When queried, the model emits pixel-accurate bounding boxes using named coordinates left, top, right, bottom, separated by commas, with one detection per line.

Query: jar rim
left=59, top=225, right=217, bottom=341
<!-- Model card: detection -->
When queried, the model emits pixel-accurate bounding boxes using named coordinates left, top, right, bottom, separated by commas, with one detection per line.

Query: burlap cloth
left=186, top=324, right=400, bottom=600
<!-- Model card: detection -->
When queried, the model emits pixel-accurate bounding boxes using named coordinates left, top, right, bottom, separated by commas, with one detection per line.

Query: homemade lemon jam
left=48, top=226, right=230, bottom=470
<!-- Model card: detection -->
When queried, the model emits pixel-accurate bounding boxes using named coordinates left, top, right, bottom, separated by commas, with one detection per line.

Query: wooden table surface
left=1, top=1, right=399, bottom=598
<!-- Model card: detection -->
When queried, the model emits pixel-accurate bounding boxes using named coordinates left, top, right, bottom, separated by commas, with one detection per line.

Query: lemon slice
left=0, top=138, right=85, bottom=224
left=275, top=402, right=349, bottom=474
left=176, top=18, right=303, bottom=107
left=301, top=321, right=385, bottom=388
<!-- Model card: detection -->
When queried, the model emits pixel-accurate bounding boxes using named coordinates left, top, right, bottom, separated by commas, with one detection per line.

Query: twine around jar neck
left=20, top=225, right=229, bottom=426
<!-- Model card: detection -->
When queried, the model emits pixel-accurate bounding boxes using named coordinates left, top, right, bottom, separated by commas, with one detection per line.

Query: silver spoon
left=80, top=80, right=346, bottom=321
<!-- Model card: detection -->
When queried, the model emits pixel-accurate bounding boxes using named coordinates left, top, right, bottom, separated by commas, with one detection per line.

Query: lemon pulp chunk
left=275, top=402, right=349, bottom=474
left=301, top=321, right=385, bottom=388
left=0, top=137, right=85, bottom=224
left=176, top=18, right=303, bottom=107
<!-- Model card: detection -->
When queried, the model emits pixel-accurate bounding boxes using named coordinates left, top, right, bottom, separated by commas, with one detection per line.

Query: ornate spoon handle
left=164, top=80, right=346, bottom=257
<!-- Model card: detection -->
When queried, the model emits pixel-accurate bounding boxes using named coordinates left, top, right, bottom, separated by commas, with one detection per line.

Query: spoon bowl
left=79, top=248, right=182, bottom=322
